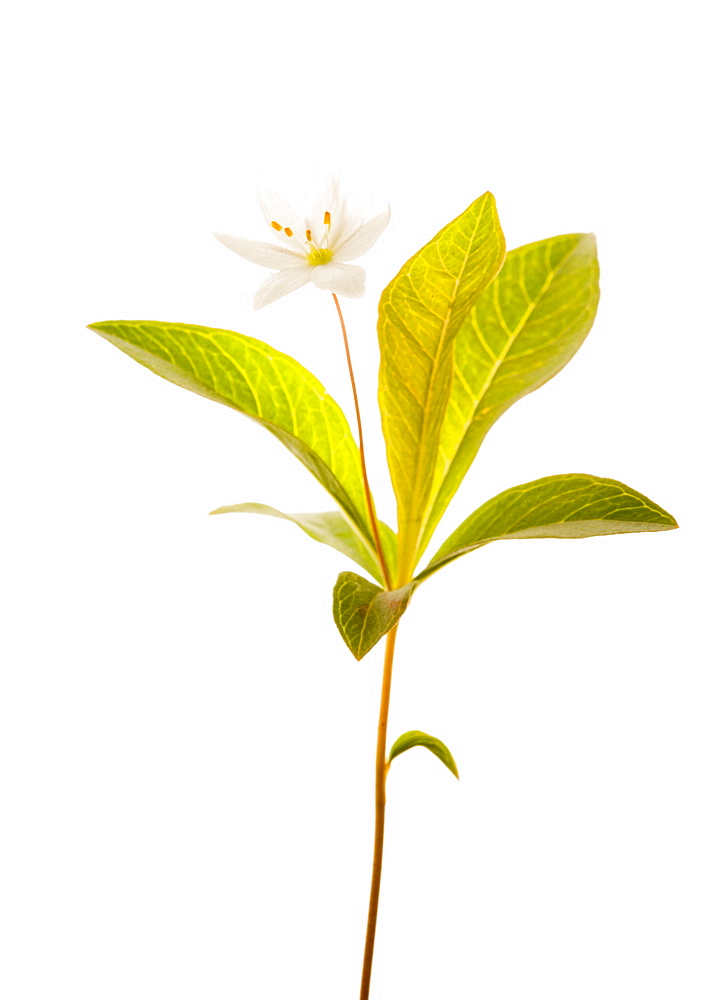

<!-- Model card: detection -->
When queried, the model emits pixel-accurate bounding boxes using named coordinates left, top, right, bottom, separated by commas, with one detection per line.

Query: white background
left=2, top=2, right=714, bottom=998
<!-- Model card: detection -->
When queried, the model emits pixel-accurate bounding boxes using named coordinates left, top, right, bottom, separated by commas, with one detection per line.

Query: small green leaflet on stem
left=333, top=572, right=417, bottom=660
left=388, top=731, right=459, bottom=780
left=419, top=473, right=678, bottom=580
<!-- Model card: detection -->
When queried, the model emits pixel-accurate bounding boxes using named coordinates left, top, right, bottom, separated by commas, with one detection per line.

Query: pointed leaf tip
left=388, top=730, right=459, bottom=779
left=421, top=473, right=678, bottom=579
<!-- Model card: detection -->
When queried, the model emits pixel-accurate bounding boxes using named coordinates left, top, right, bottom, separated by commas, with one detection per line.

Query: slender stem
left=330, top=292, right=397, bottom=999
left=360, top=622, right=399, bottom=1000
left=331, top=293, right=392, bottom=589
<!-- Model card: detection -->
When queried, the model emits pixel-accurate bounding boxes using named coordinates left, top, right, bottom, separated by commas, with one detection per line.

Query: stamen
left=324, top=211, right=331, bottom=225
left=271, top=221, right=282, bottom=231
left=305, top=229, right=312, bottom=242
left=284, top=227, right=294, bottom=237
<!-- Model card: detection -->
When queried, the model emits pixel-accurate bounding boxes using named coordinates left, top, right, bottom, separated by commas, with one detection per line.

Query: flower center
left=307, top=247, right=333, bottom=266
left=271, top=209, right=334, bottom=264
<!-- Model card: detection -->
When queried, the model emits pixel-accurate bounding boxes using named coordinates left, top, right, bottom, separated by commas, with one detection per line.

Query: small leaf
left=210, top=503, right=396, bottom=584
left=422, top=232, right=600, bottom=552
left=333, top=572, right=417, bottom=660
left=378, top=193, right=506, bottom=582
left=420, top=473, right=678, bottom=579
left=388, top=731, right=459, bottom=779
left=88, top=321, right=385, bottom=580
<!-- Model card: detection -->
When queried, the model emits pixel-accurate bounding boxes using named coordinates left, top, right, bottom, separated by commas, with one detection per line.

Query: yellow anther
left=271, top=221, right=282, bottom=231
left=305, top=229, right=312, bottom=242
left=284, top=227, right=294, bottom=237
left=324, top=211, right=331, bottom=225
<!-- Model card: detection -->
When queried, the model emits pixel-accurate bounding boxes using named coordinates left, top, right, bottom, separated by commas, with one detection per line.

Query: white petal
left=310, top=174, right=346, bottom=231
left=254, top=266, right=311, bottom=309
left=330, top=206, right=365, bottom=249
left=310, top=262, right=366, bottom=298
left=214, top=232, right=302, bottom=270
left=333, top=206, right=391, bottom=262
left=308, top=174, right=362, bottom=248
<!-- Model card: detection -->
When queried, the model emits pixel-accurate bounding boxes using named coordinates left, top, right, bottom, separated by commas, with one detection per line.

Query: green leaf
left=377, top=193, right=506, bottom=582
left=388, top=731, right=459, bottom=779
left=210, top=503, right=397, bottom=584
left=423, top=233, right=600, bottom=548
left=332, top=572, right=417, bottom=660
left=88, top=321, right=385, bottom=580
left=420, top=474, right=678, bottom=579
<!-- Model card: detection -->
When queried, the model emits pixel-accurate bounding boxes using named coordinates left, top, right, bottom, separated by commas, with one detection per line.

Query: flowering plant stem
left=360, top=622, right=399, bottom=1000
left=332, top=292, right=396, bottom=998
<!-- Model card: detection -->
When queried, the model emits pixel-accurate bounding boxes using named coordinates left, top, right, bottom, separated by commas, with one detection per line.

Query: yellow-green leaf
left=89, top=321, right=386, bottom=581
left=423, top=233, right=600, bottom=546
left=333, top=572, right=417, bottom=660
left=377, top=193, right=506, bottom=583
left=420, top=474, right=678, bottom=579
left=210, top=503, right=396, bottom=584
left=388, top=730, right=459, bottom=779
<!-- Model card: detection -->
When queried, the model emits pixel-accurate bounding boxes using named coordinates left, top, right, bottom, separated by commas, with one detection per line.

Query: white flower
left=214, top=177, right=390, bottom=309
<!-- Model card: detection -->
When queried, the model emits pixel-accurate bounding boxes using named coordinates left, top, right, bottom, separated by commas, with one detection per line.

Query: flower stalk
left=331, top=293, right=392, bottom=589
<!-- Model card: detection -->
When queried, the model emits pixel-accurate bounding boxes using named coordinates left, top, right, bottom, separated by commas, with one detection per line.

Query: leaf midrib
left=405, top=199, right=489, bottom=549
left=468, top=248, right=566, bottom=420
